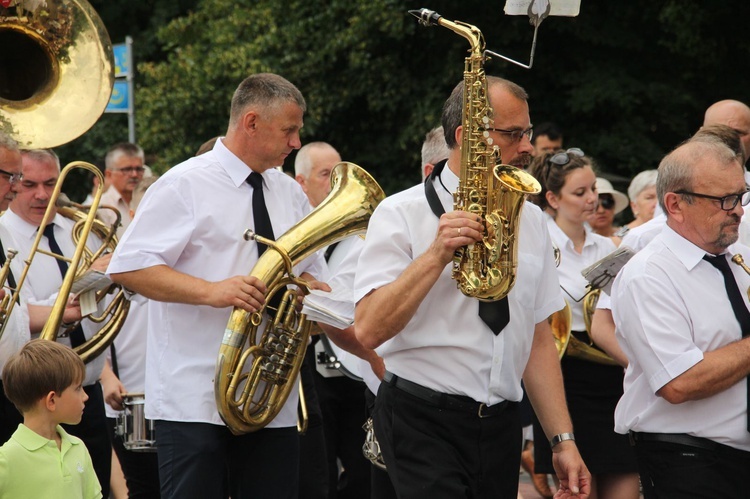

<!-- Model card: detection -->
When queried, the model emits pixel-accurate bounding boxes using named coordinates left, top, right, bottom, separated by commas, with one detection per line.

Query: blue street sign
left=106, top=81, right=129, bottom=113
left=113, top=43, right=129, bottom=77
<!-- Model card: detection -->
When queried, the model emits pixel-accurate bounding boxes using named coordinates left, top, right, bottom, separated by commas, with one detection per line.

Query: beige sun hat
left=595, top=178, right=629, bottom=214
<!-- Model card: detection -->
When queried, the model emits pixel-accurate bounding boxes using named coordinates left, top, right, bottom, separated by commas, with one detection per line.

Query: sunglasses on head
left=599, top=195, right=615, bottom=210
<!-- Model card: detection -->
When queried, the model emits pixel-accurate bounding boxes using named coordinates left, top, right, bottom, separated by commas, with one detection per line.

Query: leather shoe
left=521, top=448, right=552, bottom=498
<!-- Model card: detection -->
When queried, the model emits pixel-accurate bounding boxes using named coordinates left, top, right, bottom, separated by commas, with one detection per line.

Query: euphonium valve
left=215, top=162, right=385, bottom=435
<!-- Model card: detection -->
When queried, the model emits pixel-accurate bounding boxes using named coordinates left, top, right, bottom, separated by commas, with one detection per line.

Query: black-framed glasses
left=483, top=126, right=534, bottom=144
left=0, top=168, right=23, bottom=185
left=675, top=189, right=750, bottom=211
left=548, top=148, right=585, bottom=167
left=598, top=195, right=615, bottom=210
left=113, top=166, right=146, bottom=175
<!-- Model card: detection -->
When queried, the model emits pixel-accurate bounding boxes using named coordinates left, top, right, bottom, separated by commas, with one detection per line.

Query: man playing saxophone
left=354, top=77, right=589, bottom=498
left=108, top=73, right=327, bottom=499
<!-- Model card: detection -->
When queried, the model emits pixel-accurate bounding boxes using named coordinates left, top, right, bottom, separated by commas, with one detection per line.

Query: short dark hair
left=531, top=122, right=563, bottom=145
left=229, top=73, right=306, bottom=128
left=441, top=76, right=529, bottom=150
left=2, top=339, right=85, bottom=413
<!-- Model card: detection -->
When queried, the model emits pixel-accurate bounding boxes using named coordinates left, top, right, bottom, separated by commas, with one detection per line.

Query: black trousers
left=155, top=420, right=299, bottom=499
left=374, top=380, right=521, bottom=499
left=107, top=417, right=161, bottom=498
left=314, top=372, right=371, bottom=499
left=364, top=388, right=397, bottom=499
left=299, top=347, right=330, bottom=499
left=62, top=382, right=112, bottom=499
left=633, top=435, right=750, bottom=498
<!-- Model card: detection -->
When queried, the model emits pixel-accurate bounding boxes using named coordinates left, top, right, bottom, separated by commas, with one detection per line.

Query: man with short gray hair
left=108, top=73, right=327, bottom=499
left=100, top=142, right=146, bottom=236
left=613, top=138, right=750, bottom=497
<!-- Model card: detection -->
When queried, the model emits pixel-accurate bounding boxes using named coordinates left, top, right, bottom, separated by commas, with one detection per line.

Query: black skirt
left=533, top=353, right=638, bottom=474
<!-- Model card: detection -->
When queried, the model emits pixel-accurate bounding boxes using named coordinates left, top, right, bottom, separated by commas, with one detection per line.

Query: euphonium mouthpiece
left=244, top=230, right=257, bottom=241
left=409, top=8, right=441, bottom=26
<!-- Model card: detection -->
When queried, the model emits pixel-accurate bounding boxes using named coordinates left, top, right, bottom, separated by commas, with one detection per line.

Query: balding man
left=703, top=100, right=750, bottom=162
left=294, top=142, right=342, bottom=209
left=613, top=138, right=750, bottom=497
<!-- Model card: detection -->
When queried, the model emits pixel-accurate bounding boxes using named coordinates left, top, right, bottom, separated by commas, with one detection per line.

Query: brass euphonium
left=411, top=9, right=541, bottom=301
left=215, top=162, right=385, bottom=435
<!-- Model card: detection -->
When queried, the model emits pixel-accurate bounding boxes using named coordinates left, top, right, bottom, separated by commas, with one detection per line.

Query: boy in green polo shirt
left=0, top=339, right=102, bottom=499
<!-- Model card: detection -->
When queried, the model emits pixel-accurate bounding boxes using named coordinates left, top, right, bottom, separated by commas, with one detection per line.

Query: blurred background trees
left=58, top=0, right=750, bottom=199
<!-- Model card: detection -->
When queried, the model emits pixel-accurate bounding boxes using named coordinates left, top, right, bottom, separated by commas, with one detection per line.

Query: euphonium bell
left=215, top=162, right=385, bottom=435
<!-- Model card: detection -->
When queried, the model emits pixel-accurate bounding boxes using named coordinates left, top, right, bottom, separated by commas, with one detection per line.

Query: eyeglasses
left=548, top=148, right=585, bottom=167
left=112, top=166, right=146, bottom=175
left=675, top=189, right=750, bottom=211
left=483, top=126, right=534, bottom=144
left=598, top=195, right=615, bottom=210
left=0, top=168, right=23, bottom=185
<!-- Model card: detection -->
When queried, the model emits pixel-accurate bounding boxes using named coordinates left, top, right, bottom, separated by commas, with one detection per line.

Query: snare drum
left=115, top=393, right=156, bottom=452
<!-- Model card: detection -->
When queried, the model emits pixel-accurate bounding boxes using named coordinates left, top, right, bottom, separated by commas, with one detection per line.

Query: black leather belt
left=383, top=371, right=510, bottom=418
left=629, top=431, right=719, bottom=452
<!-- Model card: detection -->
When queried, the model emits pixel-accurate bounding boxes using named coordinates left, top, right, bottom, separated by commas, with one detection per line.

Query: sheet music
left=301, top=287, right=354, bottom=330
left=504, top=0, right=581, bottom=17
left=581, top=246, right=636, bottom=295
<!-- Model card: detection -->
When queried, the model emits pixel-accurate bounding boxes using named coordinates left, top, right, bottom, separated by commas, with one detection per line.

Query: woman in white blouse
left=527, top=149, right=639, bottom=499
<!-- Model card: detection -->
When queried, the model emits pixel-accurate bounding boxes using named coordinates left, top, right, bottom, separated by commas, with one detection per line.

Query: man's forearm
left=355, top=251, right=445, bottom=349
left=523, top=321, right=575, bottom=440
left=110, top=265, right=212, bottom=305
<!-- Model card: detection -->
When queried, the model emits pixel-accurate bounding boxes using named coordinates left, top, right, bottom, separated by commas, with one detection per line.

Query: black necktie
left=246, top=172, right=276, bottom=256
left=324, top=241, right=340, bottom=263
left=246, top=172, right=282, bottom=312
left=42, top=223, right=86, bottom=348
left=424, top=161, right=509, bottom=335
left=703, top=253, right=750, bottom=431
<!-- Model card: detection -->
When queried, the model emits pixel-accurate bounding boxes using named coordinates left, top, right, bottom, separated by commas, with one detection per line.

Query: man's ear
left=454, top=125, right=463, bottom=148
left=242, top=111, right=260, bottom=135
left=295, top=174, right=308, bottom=192
left=663, top=192, right=683, bottom=223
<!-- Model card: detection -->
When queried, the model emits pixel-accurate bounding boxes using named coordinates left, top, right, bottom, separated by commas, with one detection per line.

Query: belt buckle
left=477, top=403, right=490, bottom=418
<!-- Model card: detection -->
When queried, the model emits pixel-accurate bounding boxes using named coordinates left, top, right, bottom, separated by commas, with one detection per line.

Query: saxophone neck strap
left=424, top=159, right=448, bottom=218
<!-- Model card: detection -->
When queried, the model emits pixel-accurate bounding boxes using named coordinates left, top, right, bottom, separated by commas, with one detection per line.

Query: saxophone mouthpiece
left=409, top=8, right=442, bottom=26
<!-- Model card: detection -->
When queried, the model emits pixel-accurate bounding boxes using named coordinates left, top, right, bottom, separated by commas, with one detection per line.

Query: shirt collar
left=12, top=424, right=79, bottom=452
left=440, top=162, right=460, bottom=194
left=103, top=184, right=126, bottom=205
left=3, top=208, right=65, bottom=241
left=213, top=137, right=259, bottom=188
left=660, top=224, right=729, bottom=271
left=546, top=217, right=597, bottom=250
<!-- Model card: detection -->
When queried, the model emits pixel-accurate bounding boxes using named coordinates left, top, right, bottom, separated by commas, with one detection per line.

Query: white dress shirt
left=98, top=185, right=133, bottom=239
left=0, top=210, right=106, bottom=386
left=108, top=138, right=325, bottom=427
left=612, top=224, right=750, bottom=451
left=547, top=219, right=617, bottom=332
left=354, top=165, right=564, bottom=405
left=620, top=211, right=666, bottom=253
left=0, top=224, right=31, bottom=374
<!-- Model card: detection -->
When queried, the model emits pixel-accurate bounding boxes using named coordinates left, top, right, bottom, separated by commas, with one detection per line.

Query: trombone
left=0, top=161, right=130, bottom=363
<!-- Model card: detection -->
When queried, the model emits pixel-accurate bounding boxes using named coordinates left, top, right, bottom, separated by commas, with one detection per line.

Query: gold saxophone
left=411, top=9, right=541, bottom=301
left=215, top=163, right=385, bottom=435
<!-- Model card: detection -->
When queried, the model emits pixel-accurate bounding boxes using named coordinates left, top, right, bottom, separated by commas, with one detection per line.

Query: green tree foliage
left=57, top=0, right=750, bottom=197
